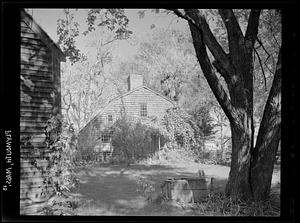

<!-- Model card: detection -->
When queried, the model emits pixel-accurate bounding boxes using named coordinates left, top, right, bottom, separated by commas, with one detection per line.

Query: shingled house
left=20, top=9, right=65, bottom=214
left=77, top=74, right=176, bottom=161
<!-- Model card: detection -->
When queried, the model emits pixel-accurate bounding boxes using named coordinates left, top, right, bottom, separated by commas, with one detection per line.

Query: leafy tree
left=57, top=9, right=133, bottom=132
left=188, top=103, right=217, bottom=150
left=61, top=54, right=111, bottom=132
left=57, top=9, right=132, bottom=64
left=135, top=28, right=214, bottom=105
left=170, top=9, right=281, bottom=200
left=112, top=27, right=217, bottom=118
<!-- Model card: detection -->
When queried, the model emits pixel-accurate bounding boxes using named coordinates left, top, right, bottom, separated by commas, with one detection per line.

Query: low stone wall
left=161, top=176, right=213, bottom=203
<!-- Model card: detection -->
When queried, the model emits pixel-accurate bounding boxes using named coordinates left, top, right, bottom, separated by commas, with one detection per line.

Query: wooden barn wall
left=20, top=18, right=61, bottom=215
left=78, top=87, right=174, bottom=153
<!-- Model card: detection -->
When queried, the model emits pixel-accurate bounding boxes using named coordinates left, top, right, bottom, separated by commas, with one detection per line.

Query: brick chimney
left=127, top=74, right=143, bottom=91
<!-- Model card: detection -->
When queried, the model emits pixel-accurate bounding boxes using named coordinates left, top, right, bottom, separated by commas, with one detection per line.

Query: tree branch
left=218, top=9, right=244, bottom=56
left=245, top=10, right=261, bottom=48
left=172, top=9, right=232, bottom=78
left=251, top=47, right=281, bottom=199
left=186, top=17, right=236, bottom=124
left=254, top=48, right=267, bottom=91
left=256, top=37, right=275, bottom=75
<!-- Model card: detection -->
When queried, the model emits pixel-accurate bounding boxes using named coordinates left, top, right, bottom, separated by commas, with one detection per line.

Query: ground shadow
left=69, top=163, right=231, bottom=215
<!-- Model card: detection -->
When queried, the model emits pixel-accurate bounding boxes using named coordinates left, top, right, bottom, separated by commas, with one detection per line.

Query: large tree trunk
left=225, top=115, right=253, bottom=199
left=174, top=9, right=280, bottom=201
left=250, top=49, right=281, bottom=200
left=184, top=9, right=257, bottom=200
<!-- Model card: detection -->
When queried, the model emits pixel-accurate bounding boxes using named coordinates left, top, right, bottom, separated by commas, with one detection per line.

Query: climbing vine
left=44, top=114, right=78, bottom=194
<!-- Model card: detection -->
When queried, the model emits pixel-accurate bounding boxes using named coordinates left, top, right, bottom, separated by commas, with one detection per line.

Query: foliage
left=39, top=114, right=80, bottom=215
left=44, top=114, right=78, bottom=194
left=134, top=28, right=215, bottom=107
left=41, top=193, right=80, bottom=215
left=59, top=9, right=132, bottom=131
left=73, top=147, right=99, bottom=162
left=188, top=104, right=217, bottom=142
left=61, top=58, right=110, bottom=131
left=162, top=107, right=200, bottom=149
left=85, top=9, right=132, bottom=38
left=111, top=115, right=168, bottom=164
left=138, top=143, right=198, bottom=166
left=20, top=114, right=79, bottom=215
left=57, top=9, right=82, bottom=64
left=57, top=9, right=132, bottom=64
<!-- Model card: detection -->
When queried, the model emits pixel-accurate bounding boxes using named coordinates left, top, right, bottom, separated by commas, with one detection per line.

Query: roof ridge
left=78, top=85, right=176, bottom=133
left=21, top=9, right=66, bottom=61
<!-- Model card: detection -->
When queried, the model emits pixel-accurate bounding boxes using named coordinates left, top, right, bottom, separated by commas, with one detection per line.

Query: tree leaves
left=138, top=10, right=146, bottom=19
left=57, top=9, right=132, bottom=64
left=84, top=9, right=132, bottom=39
left=57, top=9, right=81, bottom=64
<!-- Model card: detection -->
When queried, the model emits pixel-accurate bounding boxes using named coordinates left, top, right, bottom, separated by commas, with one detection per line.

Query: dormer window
left=140, top=103, right=147, bottom=117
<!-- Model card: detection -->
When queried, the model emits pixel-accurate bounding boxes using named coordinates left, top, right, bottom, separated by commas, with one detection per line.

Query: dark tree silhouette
left=172, top=9, right=281, bottom=201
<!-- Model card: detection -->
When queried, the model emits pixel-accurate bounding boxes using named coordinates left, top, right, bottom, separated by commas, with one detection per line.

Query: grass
left=136, top=147, right=281, bottom=216
left=42, top=146, right=281, bottom=216
left=191, top=191, right=280, bottom=216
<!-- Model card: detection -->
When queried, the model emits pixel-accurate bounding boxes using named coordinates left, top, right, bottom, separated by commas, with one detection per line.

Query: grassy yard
left=66, top=161, right=280, bottom=216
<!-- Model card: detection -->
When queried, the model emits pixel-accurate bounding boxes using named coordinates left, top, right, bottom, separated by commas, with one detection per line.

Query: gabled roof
left=102, top=85, right=176, bottom=115
left=78, top=85, right=177, bottom=134
left=21, top=9, right=66, bottom=62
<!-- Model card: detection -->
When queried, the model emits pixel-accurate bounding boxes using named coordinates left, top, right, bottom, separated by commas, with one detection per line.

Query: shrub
left=138, top=143, right=197, bottom=165
left=111, top=115, right=167, bottom=164
left=74, top=148, right=99, bottom=162
left=162, top=107, right=199, bottom=149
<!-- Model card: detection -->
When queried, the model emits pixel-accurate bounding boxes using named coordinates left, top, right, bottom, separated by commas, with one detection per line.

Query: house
left=77, top=74, right=176, bottom=161
left=20, top=9, right=65, bottom=215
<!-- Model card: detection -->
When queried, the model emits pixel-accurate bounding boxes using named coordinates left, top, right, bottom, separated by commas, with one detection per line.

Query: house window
left=101, top=131, right=112, bottom=143
left=108, top=114, right=113, bottom=123
left=140, top=103, right=147, bottom=117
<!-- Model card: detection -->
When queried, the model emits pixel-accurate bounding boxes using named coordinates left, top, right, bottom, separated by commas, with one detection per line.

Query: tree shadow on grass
left=70, top=163, right=230, bottom=216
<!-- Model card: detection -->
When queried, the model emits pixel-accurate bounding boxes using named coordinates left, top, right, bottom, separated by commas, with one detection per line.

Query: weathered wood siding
left=20, top=11, right=64, bottom=215
left=78, top=87, right=175, bottom=154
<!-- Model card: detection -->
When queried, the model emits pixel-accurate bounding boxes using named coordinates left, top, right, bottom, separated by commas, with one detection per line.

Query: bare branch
left=256, top=37, right=276, bottom=75
left=222, top=137, right=231, bottom=145
left=256, top=38, right=270, bottom=57
left=245, top=10, right=261, bottom=48
left=101, top=37, right=118, bottom=47
left=254, top=48, right=267, bottom=91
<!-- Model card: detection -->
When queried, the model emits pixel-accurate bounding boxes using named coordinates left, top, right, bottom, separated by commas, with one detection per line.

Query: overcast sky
left=27, top=9, right=188, bottom=62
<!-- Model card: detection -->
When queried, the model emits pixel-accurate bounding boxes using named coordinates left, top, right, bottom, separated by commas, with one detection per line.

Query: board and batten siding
left=78, top=86, right=175, bottom=152
left=20, top=9, right=65, bottom=215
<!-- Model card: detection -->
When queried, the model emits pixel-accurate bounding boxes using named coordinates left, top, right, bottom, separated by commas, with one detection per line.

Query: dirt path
left=70, top=162, right=280, bottom=216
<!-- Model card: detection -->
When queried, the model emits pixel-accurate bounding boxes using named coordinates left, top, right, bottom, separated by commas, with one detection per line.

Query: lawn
left=68, top=161, right=280, bottom=216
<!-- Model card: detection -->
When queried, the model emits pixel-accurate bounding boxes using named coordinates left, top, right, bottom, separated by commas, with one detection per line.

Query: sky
left=27, top=9, right=188, bottom=62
